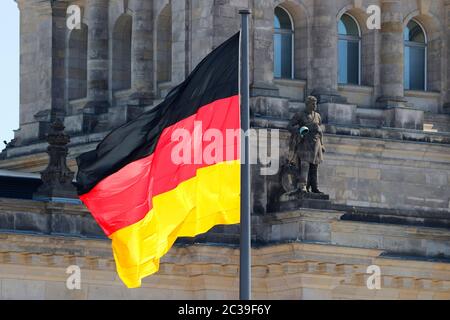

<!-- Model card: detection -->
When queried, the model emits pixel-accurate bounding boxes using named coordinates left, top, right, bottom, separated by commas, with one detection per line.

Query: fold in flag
left=76, top=33, right=240, bottom=288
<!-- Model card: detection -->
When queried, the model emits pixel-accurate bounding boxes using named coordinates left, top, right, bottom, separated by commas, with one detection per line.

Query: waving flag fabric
left=76, top=33, right=240, bottom=288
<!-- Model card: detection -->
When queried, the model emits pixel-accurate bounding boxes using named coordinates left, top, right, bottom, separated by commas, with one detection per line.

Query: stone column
left=251, top=0, right=278, bottom=96
left=129, top=0, right=153, bottom=107
left=14, top=0, right=67, bottom=146
left=444, top=1, right=450, bottom=114
left=378, top=0, right=423, bottom=129
left=310, top=0, right=345, bottom=103
left=377, top=0, right=406, bottom=108
left=171, top=0, right=191, bottom=84
left=50, top=1, right=68, bottom=122
left=85, top=0, right=109, bottom=114
left=190, top=0, right=214, bottom=70
left=309, top=0, right=356, bottom=126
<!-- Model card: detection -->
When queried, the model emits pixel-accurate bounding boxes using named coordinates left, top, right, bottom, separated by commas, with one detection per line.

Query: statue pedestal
left=279, top=190, right=331, bottom=211
left=32, top=119, right=79, bottom=204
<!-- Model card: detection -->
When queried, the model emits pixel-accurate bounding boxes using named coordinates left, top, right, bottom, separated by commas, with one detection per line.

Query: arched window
left=67, top=24, right=88, bottom=100
left=338, top=13, right=361, bottom=85
left=112, top=14, right=132, bottom=92
left=157, top=4, right=172, bottom=83
left=404, top=20, right=427, bottom=91
left=274, top=6, right=294, bottom=79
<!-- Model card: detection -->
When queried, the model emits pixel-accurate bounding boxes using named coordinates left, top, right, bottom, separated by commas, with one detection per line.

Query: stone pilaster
left=212, top=0, right=241, bottom=49
left=17, top=0, right=52, bottom=126
left=171, top=0, right=189, bottom=85
left=309, top=0, right=345, bottom=103
left=251, top=0, right=278, bottom=96
left=51, top=1, right=69, bottom=122
left=190, top=0, right=214, bottom=70
left=377, top=0, right=407, bottom=108
left=377, top=0, right=423, bottom=129
left=85, top=0, right=109, bottom=114
left=444, top=1, right=450, bottom=114
left=14, top=0, right=68, bottom=145
left=129, top=0, right=153, bottom=107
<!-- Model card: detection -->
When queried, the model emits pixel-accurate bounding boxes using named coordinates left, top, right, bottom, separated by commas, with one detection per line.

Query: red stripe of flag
left=80, top=95, right=240, bottom=236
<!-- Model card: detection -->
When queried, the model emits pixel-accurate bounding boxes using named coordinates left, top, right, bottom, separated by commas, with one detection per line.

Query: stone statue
left=287, top=96, right=325, bottom=194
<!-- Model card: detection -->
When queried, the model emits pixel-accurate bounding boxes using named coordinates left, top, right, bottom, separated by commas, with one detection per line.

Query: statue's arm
left=287, top=113, right=301, bottom=164
left=318, top=113, right=325, bottom=150
left=288, top=113, right=302, bottom=134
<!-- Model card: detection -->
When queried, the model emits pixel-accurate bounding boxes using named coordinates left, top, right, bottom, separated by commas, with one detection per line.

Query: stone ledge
left=405, top=90, right=441, bottom=99
left=2, top=121, right=450, bottom=173
left=325, top=124, right=450, bottom=145
left=1, top=234, right=449, bottom=299
left=2, top=131, right=107, bottom=160
left=338, top=84, right=374, bottom=95
left=252, top=117, right=450, bottom=145
left=254, top=209, right=450, bottom=260
left=0, top=198, right=103, bottom=238
left=6, top=109, right=448, bottom=161
left=0, top=198, right=449, bottom=261
left=340, top=206, right=450, bottom=229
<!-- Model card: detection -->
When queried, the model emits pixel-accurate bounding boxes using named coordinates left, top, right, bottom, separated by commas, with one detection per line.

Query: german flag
left=76, top=33, right=240, bottom=288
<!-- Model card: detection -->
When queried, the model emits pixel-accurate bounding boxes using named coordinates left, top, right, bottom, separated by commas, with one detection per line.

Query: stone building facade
left=0, top=0, right=450, bottom=299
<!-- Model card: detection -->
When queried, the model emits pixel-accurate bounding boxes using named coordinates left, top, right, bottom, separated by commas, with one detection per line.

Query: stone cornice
left=0, top=198, right=449, bottom=261
left=2, top=127, right=450, bottom=172
left=0, top=235, right=449, bottom=295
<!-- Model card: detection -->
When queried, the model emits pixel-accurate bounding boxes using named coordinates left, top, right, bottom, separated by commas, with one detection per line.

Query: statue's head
left=305, top=96, right=318, bottom=113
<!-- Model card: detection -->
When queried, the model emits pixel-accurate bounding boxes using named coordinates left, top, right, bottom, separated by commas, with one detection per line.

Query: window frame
left=404, top=19, right=428, bottom=92
left=338, top=13, right=362, bottom=86
left=274, top=6, right=295, bottom=80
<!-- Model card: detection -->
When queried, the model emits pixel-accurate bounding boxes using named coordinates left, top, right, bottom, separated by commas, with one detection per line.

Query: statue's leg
left=299, top=161, right=309, bottom=192
left=309, top=164, right=323, bottom=194
left=307, top=165, right=313, bottom=192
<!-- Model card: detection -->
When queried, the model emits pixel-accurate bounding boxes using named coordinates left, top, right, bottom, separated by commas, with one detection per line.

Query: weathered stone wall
left=320, top=135, right=450, bottom=212
left=16, top=0, right=55, bottom=143
left=10, top=0, right=450, bottom=147
left=0, top=231, right=449, bottom=300
left=1, top=124, right=450, bottom=215
left=156, top=2, right=172, bottom=84
left=3, top=0, right=450, bottom=301
left=252, top=128, right=450, bottom=214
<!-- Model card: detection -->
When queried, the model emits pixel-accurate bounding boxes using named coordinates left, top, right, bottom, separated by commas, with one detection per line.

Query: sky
left=0, top=1, right=19, bottom=146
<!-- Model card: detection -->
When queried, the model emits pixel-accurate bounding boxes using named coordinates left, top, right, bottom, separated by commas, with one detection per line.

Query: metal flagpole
left=239, top=9, right=251, bottom=301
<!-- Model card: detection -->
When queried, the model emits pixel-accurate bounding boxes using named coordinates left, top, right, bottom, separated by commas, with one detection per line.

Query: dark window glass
left=404, top=20, right=426, bottom=91
left=404, top=46, right=426, bottom=90
left=339, top=40, right=360, bottom=85
left=274, top=7, right=292, bottom=30
left=338, top=14, right=360, bottom=85
left=274, top=7, right=293, bottom=79
left=404, top=20, right=425, bottom=43
left=338, top=14, right=359, bottom=36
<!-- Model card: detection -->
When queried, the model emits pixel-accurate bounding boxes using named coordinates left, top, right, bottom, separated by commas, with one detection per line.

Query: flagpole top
left=239, top=9, right=251, bottom=15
